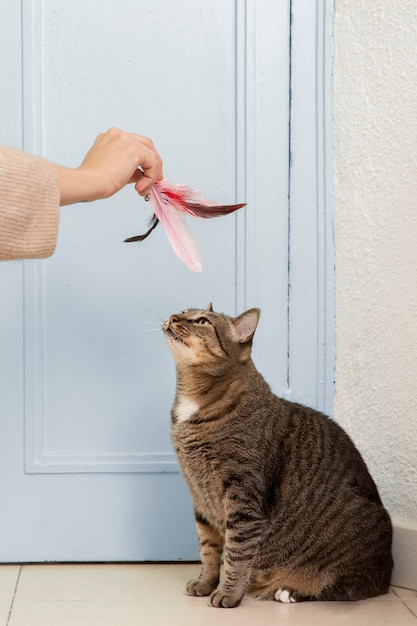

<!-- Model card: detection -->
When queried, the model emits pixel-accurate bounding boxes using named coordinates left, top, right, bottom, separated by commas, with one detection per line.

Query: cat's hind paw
left=186, top=579, right=217, bottom=597
left=274, top=588, right=297, bottom=603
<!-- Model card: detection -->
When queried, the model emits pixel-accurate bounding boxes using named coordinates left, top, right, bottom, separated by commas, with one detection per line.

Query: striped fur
left=163, top=307, right=393, bottom=609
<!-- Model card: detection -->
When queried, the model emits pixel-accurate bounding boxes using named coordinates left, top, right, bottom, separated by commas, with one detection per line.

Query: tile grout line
left=392, top=586, right=417, bottom=619
left=6, top=566, right=23, bottom=626
left=402, top=602, right=417, bottom=620
left=391, top=587, right=409, bottom=600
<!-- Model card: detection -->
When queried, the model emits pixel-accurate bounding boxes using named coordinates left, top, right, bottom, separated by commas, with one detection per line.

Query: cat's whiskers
left=137, top=309, right=165, bottom=324
left=136, top=310, right=166, bottom=333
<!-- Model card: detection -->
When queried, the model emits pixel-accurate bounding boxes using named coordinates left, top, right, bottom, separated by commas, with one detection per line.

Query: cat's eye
left=194, top=317, right=211, bottom=325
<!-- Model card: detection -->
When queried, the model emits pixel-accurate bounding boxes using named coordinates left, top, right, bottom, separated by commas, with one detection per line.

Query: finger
left=127, top=133, right=155, bottom=150
left=130, top=135, right=163, bottom=181
left=134, top=173, right=155, bottom=196
left=126, top=162, right=160, bottom=196
left=128, top=169, right=144, bottom=185
left=127, top=169, right=155, bottom=197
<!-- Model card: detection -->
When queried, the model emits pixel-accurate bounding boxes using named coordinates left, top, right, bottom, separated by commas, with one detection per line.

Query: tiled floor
left=1, top=563, right=416, bottom=626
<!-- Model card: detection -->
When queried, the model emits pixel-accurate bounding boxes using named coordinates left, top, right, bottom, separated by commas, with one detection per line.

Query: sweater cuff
left=0, top=145, right=60, bottom=260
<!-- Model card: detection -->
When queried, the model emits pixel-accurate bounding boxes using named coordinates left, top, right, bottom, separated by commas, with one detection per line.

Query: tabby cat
left=162, top=305, right=393, bottom=609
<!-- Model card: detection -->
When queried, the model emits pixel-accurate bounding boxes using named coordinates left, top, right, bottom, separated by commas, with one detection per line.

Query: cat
left=162, top=305, right=393, bottom=609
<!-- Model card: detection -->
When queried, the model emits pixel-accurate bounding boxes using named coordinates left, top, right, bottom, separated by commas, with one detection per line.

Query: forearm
left=0, top=128, right=163, bottom=260
left=56, top=166, right=106, bottom=205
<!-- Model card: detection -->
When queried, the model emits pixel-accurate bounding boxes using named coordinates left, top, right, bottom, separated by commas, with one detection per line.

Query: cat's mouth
left=163, top=323, right=188, bottom=346
left=166, top=327, right=178, bottom=340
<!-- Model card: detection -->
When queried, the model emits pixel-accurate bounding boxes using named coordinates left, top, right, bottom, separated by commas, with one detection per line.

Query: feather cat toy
left=124, top=179, right=246, bottom=271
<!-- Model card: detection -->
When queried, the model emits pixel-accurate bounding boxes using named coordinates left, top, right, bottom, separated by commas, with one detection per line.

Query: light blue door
left=0, top=0, right=333, bottom=561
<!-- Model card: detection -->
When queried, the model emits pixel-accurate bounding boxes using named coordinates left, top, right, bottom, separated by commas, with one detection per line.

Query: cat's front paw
left=186, top=579, right=217, bottom=597
left=210, top=589, right=243, bottom=609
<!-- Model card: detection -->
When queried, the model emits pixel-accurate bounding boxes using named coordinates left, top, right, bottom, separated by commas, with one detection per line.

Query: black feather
left=124, top=214, right=159, bottom=243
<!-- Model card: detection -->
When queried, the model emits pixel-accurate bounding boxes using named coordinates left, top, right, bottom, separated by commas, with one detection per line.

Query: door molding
left=287, top=0, right=335, bottom=415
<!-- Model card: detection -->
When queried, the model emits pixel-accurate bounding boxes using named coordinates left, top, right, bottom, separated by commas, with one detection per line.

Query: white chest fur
left=174, top=396, right=199, bottom=423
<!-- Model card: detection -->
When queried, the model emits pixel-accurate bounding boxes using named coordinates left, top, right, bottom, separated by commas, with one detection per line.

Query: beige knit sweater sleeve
left=0, top=144, right=60, bottom=260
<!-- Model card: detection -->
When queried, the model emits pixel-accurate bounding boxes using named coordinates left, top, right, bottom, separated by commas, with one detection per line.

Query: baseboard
left=391, top=519, right=417, bottom=591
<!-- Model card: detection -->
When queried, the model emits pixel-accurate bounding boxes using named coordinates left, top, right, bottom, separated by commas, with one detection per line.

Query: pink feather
left=149, top=183, right=203, bottom=272
left=124, top=179, right=246, bottom=271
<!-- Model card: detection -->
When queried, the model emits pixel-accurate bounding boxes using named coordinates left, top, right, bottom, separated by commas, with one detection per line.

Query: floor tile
left=8, top=595, right=417, bottom=626
left=0, top=566, right=20, bottom=626
left=8, top=565, right=417, bottom=626
left=289, top=599, right=417, bottom=626
left=393, top=586, right=417, bottom=600
left=373, top=587, right=400, bottom=600
left=404, top=600, right=417, bottom=617
left=16, top=563, right=200, bottom=601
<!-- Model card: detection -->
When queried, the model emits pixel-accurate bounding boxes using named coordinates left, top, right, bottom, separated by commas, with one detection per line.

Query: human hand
left=57, top=128, right=163, bottom=206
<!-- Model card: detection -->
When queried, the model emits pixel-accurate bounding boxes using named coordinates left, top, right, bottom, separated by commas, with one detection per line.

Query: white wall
left=333, top=0, right=417, bottom=539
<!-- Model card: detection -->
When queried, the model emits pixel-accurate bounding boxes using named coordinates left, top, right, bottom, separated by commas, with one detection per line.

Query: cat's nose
left=169, top=315, right=178, bottom=324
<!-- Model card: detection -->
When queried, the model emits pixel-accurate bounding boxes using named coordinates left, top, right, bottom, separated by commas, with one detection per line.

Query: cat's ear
left=233, top=308, right=260, bottom=344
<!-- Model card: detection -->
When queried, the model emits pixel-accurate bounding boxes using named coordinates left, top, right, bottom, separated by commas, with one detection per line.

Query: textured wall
left=333, top=0, right=417, bottom=523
